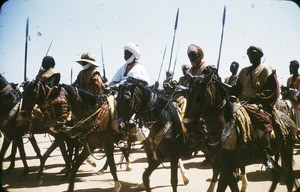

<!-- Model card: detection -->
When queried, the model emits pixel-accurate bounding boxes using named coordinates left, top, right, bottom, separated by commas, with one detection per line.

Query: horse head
left=0, top=74, right=21, bottom=117
left=116, top=79, right=151, bottom=121
left=183, top=68, right=231, bottom=132
left=21, top=79, right=50, bottom=117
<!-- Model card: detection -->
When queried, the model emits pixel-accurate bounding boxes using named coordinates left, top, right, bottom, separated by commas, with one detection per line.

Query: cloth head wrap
left=290, top=60, right=299, bottom=68
left=124, top=42, right=141, bottom=64
left=247, top=46, right=263, bottom=57
left=187, top=44, right=204, bottom=60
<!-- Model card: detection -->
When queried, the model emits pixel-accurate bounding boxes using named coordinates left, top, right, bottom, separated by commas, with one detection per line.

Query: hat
left=187, top=44, right=204, bottom=60
left=124, top=42, right=141, bottom=60
left=247, top=46, right=263, bottom=57
left=76, top=52, right=99, bottom=67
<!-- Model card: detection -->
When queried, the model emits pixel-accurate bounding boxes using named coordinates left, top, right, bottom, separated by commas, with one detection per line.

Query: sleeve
left=252, top=73, right=279, bottom=107
left=109, top=66, right=124, bottom=86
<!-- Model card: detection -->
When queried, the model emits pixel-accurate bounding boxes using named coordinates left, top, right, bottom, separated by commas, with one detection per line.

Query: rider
left=286, top=60, right=300, bottom=127
left=36, top=56, right=61, bottom=87
left=230, top=45, right=284, bottom=170
left=109, top=42, right=150, bottom=87
left=224, top=61, right=239, bottom=86
left=186, top=44, right=215, bottom=164
left=109, top=42, right=150, bottom=148
left=73, top=52, right=101, bottom=94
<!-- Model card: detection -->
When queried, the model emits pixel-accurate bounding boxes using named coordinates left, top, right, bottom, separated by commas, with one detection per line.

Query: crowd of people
left=34, top=42, right=299, bottom=169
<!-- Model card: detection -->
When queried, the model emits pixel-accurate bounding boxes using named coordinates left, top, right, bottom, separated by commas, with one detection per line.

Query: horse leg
left=170, top=156, right=179, bottom=192
left=178, top=158, right=189, bottom=185
left=207, top=161, right=219, bottom=192
left=104, top=142, right=121, bottom=192
left=240, top=167, right=248, bottom=192
left=29, top=135, right=42, bottom=160
left=58, top=139, right=72, bottom=177
left=97, top=157, right=109, bottom=175
left=0, top=137, right=11, bottom=192
left=15, top=136, right=29, bottom=176
left=68, top=145, right=91, bottom=192
left=217, top=169, right=239, bottom=192
left=4, top=140, right=16, bottom=174
left=277, top=145, right=294, bottom=192
left=121, top=142, right=132, bottom=171
left=142, top=159, right=160, bottom=192
left=36, top=136, right=60, bottom=180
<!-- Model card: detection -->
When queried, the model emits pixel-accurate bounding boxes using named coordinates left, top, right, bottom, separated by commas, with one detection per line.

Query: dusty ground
left=2, top=134, right=300, bottom=192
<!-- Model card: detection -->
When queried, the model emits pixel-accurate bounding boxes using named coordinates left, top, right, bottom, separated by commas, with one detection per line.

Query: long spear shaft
left=167, top=8, right=179, bottom=73
left=171, top=41, right=180, bottom=78
left=101, top=45, right=106, bottom=78
left=24, top=17, right=29, bottom=81
left=70, top=68, right=73, bottom=84
left=216, top=6, right=226, bottom=73
left=45, top=40, right=53, bottom=56
left=157, top=45, right=167, bottom=83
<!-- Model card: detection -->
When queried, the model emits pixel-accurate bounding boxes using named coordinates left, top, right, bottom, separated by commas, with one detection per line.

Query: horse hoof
left=97, top=169, right=105, bottom=175
left=183, top=177, right=189, bottom=185
left=125, top=166, right=132, bottom=171
left=135, top=183, right=145, bottom=191
left=59, top=167, right=67, bottom=174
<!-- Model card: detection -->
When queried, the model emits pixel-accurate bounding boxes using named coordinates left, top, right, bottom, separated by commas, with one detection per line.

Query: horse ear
left=199, top=71, right=214, bottom=84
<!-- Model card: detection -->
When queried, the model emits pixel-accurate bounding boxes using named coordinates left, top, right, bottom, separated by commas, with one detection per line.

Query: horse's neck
left=204, top=107, right=227, bottom=130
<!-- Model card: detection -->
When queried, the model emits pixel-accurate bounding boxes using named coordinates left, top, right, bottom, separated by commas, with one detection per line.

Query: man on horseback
left=109, top=42, right=150, bottom=87
left=73, top=52, right=102, bottom=94
left=286, top=60, right=300, bottom=127
left=186, top=44, right=216, bottom=164
left=36, top=56, right=60, bottom=87
left=230, top=45, right=285, bottom=169
left=109, top=42, right=150, bottom=148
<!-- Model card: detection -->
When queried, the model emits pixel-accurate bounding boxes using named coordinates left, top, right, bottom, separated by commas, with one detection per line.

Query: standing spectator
left=286, top=60, right=300, bottom=127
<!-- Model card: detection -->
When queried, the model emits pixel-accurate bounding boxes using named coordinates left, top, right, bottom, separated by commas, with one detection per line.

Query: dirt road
left=2, top=134, right=300, bottom=192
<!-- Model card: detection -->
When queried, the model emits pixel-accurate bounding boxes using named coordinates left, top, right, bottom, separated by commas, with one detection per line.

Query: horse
left=59, top=84, right=121, bottom=192
left=183, top=70, right=298, bottom=192
left=0, top=74, right=32, bottom=191
left=116, top=80, right=191, bottom=192
left=20, top=79, right=78, bottom=180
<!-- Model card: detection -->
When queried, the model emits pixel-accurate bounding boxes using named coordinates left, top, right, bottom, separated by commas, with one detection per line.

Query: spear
left=45, top=40, right=53, bottom=56
left=216, top=6, right=226, bottom=73
left=171, top=41, right=181, bottom=78
left=36, top=40, right=54, bottom=76
left=157, top=45, right=167, bottom=83
left=167, top=8, right=179, bottom=74
left=101, top=45, right=106, bottom=80
left=24, top=17, right=29, bottom=81
left=70, top=68, right=73, bottom=84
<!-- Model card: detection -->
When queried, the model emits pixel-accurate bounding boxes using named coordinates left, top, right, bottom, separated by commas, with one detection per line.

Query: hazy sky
left=0, top=0, right=299, bottom=86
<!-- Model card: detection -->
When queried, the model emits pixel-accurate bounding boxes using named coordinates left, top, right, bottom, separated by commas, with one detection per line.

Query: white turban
left=124, top=42, right=141, bottom=63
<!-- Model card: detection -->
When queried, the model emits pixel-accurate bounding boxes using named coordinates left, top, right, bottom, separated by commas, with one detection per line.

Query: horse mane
left=212, top=73, right=234, bottom=122
left=61, top=84, right=100, bottom=107
left=136, top=84, right=182, bottom=132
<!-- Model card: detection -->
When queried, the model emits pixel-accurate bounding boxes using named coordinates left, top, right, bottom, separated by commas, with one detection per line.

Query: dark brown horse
left=116, top=80, right=190, bottom=192
left=20, top=80, right=80, bottom=181
left=183, top=70, right=298, bottom=192
left=60, top=84, right=121, bottom=192
left=0, top=74, right=31, bottom=192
